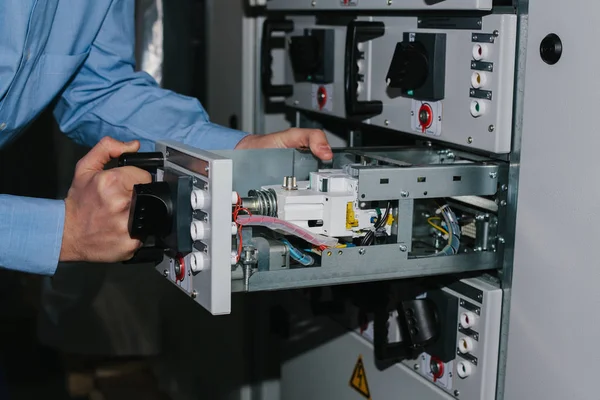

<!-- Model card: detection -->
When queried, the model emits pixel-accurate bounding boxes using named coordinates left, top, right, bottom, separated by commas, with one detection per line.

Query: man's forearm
left=0, top=195, right=64, bottom=275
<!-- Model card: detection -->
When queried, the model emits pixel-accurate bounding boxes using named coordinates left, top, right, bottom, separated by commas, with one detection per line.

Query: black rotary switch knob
left=386, top=41, right=429, bottom=91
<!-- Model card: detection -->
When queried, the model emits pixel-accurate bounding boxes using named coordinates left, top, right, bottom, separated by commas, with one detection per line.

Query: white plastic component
left=231, top=191, right=239, bottom=205
left=190, top=220, right=210, bottom=241
left=259, top=171, right=379, bottom=238
left=190, top=252, right=209, bottom=272
left=470, top=100, right=486, bottom=117
left=460, top=311, right=477, bottom=329
left=191, top=189, right=211, bottom=210
left=231, top=251, right=238, bottom=265
left=456, top=361, right=473, bottom=379
left=472, top=43, right=490, bottom=60
left=471, top=71, right=488, bottom=89
left=458, top=336, right=475, bottom=354
left=231, top=222, right=238, bottom=236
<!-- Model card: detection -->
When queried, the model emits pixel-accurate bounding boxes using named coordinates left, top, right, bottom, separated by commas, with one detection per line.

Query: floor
left=0, top=271, right=171, bottom=400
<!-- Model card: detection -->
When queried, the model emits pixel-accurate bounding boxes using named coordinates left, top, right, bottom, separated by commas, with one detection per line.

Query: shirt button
left=0, top=123, right=6, bottom=130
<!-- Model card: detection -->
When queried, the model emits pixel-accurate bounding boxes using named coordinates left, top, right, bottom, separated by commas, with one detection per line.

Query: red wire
left=232, top=194, right=251, bottom=262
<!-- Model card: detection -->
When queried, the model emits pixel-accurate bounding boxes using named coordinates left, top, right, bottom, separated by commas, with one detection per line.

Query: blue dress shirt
left=0, top=0, right=248, bottom=275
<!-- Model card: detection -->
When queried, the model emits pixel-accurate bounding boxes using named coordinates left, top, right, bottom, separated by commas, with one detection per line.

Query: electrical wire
left=361, top=201, right=391, bottom=246
left=427, top=216, right=449, bottom=236
left=281, top=239, right=314, bottom=266
left=233, top=194, right=252, bottom=263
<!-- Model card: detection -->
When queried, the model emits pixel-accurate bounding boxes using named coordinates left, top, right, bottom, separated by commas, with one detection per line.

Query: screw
left=384, top=120, right=390, bottom=126
left=500, top=200, right=507, bottom=206
left=294, top=100, right=299, bottom=105
left=338, top=250, right=343, bottom=255
left=477, top=20, right=482, bottom=26
left=470, top=90, right=475, bottom=96
left=360, top=202, right=366, bottom=208
left=327, top=251, right=332, bottom=256
left=488, top=125, right=495, bottom=132
left=471, top=62, right=476, bottom=68
left=489, top=171, right=497, bottom=179
left=205, top=166, right=210, bottom=172
left=387, top=0, right=392, bottom=5
left=493, top=30, right=499, bottom=37
left=438, top=116, right=442, bottom=121
left=359, top=249, right=366, bottom=255
left=311, top=0, right=316, bottom=6
left=410, top=111, right=415, bottom=116
left=486, top=92, right=492, bottom=99
left=498, top=236, right=506, bottom=244
left=165, top=150, right=170, bottom=157
left=487, top=64, right=493, bottom=71
left=399, top=244, right=408, bottom=252
left=477, top=293, right=483, bottom=301
left=413, top=364, right=419, bottom=370
left=401, top=191, right=409, bottom=198
left=191, top=290, right=198, bottom=299
left=501, top=184, right=508, bottom=191
left=163, top=270, right=169, bottom=277
left=467, top=137, right=473, bottom=144
left=454, top=390, right=460, bottom=397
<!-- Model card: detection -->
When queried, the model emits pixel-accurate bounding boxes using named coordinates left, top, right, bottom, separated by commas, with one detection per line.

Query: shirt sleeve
left=0, top=195, right=64, bottom=276
left=52, top=0, right=249, bottom=152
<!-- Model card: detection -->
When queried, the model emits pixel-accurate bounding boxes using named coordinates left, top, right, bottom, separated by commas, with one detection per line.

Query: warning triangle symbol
left=349, top=356, right=371, bottom=399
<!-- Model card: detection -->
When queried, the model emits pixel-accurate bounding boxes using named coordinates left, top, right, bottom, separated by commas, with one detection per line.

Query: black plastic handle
left=344, top=20, right=385, bottom=118
left=374, top=299, right=439, bottom=363
left=118, top=152, right=164, bottom=174
left=261, top=19, right=294, bottom=113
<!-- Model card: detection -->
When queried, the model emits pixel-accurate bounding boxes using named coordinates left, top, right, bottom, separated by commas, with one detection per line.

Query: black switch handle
left=344, top=20, right=385, bottom=118
left=118, top=152, right=164, bottom=174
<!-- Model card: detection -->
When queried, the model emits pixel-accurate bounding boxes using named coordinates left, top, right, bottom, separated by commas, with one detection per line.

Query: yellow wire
left=427, top=217, right=448, bottom=236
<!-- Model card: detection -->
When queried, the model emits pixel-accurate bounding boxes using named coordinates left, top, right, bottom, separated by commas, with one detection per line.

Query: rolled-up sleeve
left=0, top=195, right=64, bottom=275
left=52, top=0, right=249, bottom=152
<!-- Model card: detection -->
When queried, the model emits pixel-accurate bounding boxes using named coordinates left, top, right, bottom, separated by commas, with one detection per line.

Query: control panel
left=266, top=0, right=495, bottom=11
left=368, top=15, right=517, bottom=154
left=354, top=278, right=502, bottom=399
left=277, top=14, right=517, bottom=153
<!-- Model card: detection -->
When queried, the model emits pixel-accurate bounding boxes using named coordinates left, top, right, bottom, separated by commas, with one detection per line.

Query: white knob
left=470, top=100, right=486, bottom=118
left=456, top=361, right=473, bottom=379
left=231, top=191, right=239, bottom=205
left=458, top=336, right=475, bottom=354
left=191, top=189, right=210, bottom=210
left=460, top=311, right=477, bottom=329
left=472, top=44, right=490, bottom=61
left=190, top=220, right=210, bottom=241
left=190, top=252, right=209, bottom=272
left=231, top=222, right=238, bottom=236
left=471, top=72, right=488, bottom=89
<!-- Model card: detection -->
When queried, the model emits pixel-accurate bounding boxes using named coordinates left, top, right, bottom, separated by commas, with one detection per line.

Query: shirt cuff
left=0, top=196, right=65, bottom=276
left=187, top=122, right=250, bottom=150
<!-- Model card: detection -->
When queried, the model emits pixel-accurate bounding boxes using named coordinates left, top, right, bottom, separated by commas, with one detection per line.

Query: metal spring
left=244, top=188, right=278, bottom=217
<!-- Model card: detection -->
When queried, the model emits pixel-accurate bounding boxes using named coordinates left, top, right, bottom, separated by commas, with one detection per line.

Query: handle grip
left=261, top=19, right=294, bottom=113
left=344, top=20, right=385, bottom=118
left=118, top=152, right=164, bottom=174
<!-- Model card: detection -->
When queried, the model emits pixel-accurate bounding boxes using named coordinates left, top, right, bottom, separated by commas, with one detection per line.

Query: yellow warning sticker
left=349, top=355, right=371, bottom=399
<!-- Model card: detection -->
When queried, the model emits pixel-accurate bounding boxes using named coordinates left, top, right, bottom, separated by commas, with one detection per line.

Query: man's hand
left=234, top=128, right=333, bottom=161
left=59, top=137, right=152, bottom=263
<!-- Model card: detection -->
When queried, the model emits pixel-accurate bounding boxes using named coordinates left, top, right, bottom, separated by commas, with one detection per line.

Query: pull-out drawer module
left=124, top=140, right=507, bottom=315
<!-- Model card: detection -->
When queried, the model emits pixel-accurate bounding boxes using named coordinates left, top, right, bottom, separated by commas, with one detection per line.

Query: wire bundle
left=360, top=201, right=392, bottom=246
